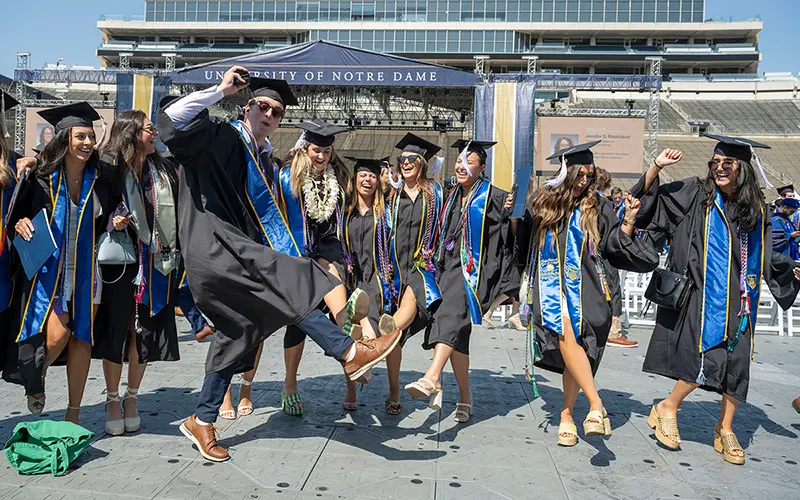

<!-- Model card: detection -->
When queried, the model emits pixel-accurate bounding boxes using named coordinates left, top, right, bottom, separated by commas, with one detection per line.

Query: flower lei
left=302, top=166, right=339, bottom=223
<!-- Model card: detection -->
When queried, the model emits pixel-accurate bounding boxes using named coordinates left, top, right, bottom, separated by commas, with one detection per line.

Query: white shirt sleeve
left=163, top=85, right=225, bottom=131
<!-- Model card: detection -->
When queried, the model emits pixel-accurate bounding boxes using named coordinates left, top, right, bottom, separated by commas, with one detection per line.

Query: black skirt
left=0, top=304, right=23, bottom=386
left=94, top=264, right=180, bottom=364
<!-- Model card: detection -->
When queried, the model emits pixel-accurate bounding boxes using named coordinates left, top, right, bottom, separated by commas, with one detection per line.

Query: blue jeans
left=194, top=308, right=354, bottom=422
left=176, top=286, right=209, bottom=334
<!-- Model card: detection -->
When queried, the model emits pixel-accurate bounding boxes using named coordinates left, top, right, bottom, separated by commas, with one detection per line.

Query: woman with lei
left=378, top=133, right=444, bottom=415
left=278, top=119, right=369, bottom=416
left=516, top=141, right=659, bottom=448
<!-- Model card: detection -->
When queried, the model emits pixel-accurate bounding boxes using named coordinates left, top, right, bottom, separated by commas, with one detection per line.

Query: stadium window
left=604, top=0, right=617, bottom=22
left=285, top=1, right=296, bottom=20
left=352, top=1, right=376, bottom=20
left=617, top=0, right=629, bottom=21
left=425, top=30, right=436, bottom=51
left=543, top=0, right=554, bottom=22
left=165, top=1, right=175, bottom=21
left=643, top=0, right=655, bottom=22
left=146, top=1, right=156, bottom=21
left=253, top=1, right=264, bottom=20
left=554, top=0, right=565, bottom=22
left=175, top=1, right=186, bottom=21
left=229, top=1, right=241, bottom=21
left=436, top=31, right=446, bottom=51
left=242, top=1, right=255, bottom=21
left=578, top=0, right=590, bottom=22
left=185, top=1, right=196, bottom=21
left=629, top=0, right=642, bottom=21
left=656, top=0, right=667, bottom=22
left=218, top=2, right=230, bottom=21
left=692, top=0, right=702, bottom=22
left=591, top=0, right=603, bottom=21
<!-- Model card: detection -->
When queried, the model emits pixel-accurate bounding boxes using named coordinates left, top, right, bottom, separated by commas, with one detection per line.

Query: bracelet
left=622, top=219, right=635, bottom=227
left=653, top=160, right=663, bottom=170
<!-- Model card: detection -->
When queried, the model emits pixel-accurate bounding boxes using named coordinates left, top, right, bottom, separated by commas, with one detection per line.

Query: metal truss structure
left=537, top=108, right=647, bottom=118
left=645, top=57, right=663, bottom=169
left=13, top=53, right=29, bottom=154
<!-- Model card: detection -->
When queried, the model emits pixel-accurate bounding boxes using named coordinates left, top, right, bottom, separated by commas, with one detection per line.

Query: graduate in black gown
left=633, top=135, right=800, bottom=465
left=8, top=102, right=117, bottom=425
left=378, top=134, right=445, bottom=415
left=340, top=156, right=395, bottom=410
left=158, top=67, right=401, bottom=462
left=94, top=110, right=181, bottom=436
left=278, top=119, right=371, bottom=417
left=516, top=141, right=658, bottom=447
left=404, top=140, right=512, bottom=424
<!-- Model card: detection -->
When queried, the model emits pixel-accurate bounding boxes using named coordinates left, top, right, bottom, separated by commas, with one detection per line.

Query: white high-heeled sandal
left=105, top=391, right=125, bottom=436
left=123, top=388, right=141, bottom=433
left=27, top=394, right=46, bottom=415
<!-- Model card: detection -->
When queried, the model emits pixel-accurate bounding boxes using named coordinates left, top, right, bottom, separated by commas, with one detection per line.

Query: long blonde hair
left=346, top=171, right=386, bottom=219
left=389, top=155, right=434, bottom=201
left=0, top=138, right=10, bottom=189
left=285, top=145, right=349, bottom=199
left=530, top=164, right=601, bottom=250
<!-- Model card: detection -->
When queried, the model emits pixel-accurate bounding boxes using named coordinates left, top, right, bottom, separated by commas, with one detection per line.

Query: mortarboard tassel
left=545, top=155, right=568, bottom=188
left=750, top=145, right=773, bottom=190
left=292, top=131, right=307, bottom=152
left=388, top=166, right=403, bottom=190
left=429, top=155, right=444, bottom=176
left=459, top=141, right=473, bottom=178
left=0, top=94, right=9, bottom=139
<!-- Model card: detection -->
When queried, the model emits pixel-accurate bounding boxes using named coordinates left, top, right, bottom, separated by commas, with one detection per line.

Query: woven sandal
left=282, top=392, right=304, bottom=417
left=123, top=388, right=141, bottom=432
left=385, top=398, right=402, bottom=415
left=583, top=409, right=612, bottom=437
left=714, top=427, right=745, bottom=465
left=558, top=421, right=579, bottom=447
left=104, top=391, right=124, bottom=436
left=647, top=404, right=680, bottom=450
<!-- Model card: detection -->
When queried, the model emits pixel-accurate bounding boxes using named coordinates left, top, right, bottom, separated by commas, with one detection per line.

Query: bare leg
left=102, top=359, right=124, bottom=422
left=557, top=319, right=603, bottom=415
left=65, top=336, right=91, bottom=424
left=559, top=367, right=580, bottom=437
left=386, top=346, right=402, bottom=403
left=422, top=343, right=454, bottom=387
left=319, top=259, right=347, bottom=320
left=123, top=328, right=147, bottom=420
left=219, top=386, right=235, bottom=418
left=238, top=343, right=264, bottom=411
left=657, top=379, right=699, bottom=419
left=717, top=394, right=743, bottom=457
left=449, top=351, right=471, bottom=404
left=283, top=343, right=303, bottom=396
left=393, top=287, right=419, bottom=332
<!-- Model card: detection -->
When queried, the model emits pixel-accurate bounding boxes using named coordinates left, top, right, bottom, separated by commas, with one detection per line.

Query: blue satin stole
left=19, top=166, right=97, bottom=346
left=230, top=121, right=300, bottom=257
left=389, top=181, right=443, bottom=311
left=700, top=189, right=763, bottom=353
left=537, top=206, right=585, bottom=343
left=459, top=178, right=490, bottom=325
left=1, top=157, right=18, bottom=312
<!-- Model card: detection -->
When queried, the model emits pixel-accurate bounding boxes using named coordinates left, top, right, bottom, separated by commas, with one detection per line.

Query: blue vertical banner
left=116, top=74, right=173, bottom=148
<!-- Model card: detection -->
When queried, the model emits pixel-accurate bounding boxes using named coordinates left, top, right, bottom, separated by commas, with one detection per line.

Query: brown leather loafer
left=180, top=415, right=230, bottom=462
left=793, top=396, right=800, bottom=413
left=607, top=336, right=638, bottom=348
left=344, top=329, right=402, bottom=382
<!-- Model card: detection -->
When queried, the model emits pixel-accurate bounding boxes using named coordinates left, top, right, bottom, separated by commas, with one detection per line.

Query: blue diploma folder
left=12, top=209, right=57, bottom=280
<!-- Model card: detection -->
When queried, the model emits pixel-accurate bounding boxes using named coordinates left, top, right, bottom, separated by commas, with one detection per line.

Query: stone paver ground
left=2, top=319, right=799, bottom=500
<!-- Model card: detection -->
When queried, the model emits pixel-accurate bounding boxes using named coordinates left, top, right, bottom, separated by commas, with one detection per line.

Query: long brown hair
left=389, top=156, right=434, bottom=201
left=36, top=127, right=100, bottom=177
left=0, top=138, right=11, bottom=188
left=530, top=164, right=601, bottom=250
left=701, top=158, right=763, bottom=233
left=284, top=145, right=349, bottom=199
left=101, top=110, right=173, bottom=185
left=346, top=170, right=386, bottom=219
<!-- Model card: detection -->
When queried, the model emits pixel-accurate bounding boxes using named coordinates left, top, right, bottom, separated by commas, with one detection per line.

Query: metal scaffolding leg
left=120, top=52, right=133, bottom=70
left=13, top=52, right=29, bottom=154
left=522, top=55, right=539, bottom=75
left=473, top=55, right=489, bottom=82
left=163, top=53, right=177, bottom=72
left=644, top=57, right=662, bottom=171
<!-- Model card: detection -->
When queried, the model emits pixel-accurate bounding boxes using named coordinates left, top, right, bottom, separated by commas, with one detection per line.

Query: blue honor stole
left=19, top=166, right=97, bottom=345
left=389, top=181, right=443, bottom=310
left=0, top=157, right=18, bottom=312
left=343, top=209, right=394, bottom=313
left=231, top=121, right=300, bottom=257
left=458, top=178, right=490, bottom=325
left=700, top=190, right=764, bottom=353
left=537, top=206, right=585, bottom=343
left=123, top=170, right=172, bottom=317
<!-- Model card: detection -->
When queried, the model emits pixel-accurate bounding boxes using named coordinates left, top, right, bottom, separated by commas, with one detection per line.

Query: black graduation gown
left=7, top=160, right=116, bottom=396
left=1, top=151, right=23, bottom=386
left=345, top=208, right=382, bottom=333
left=94, top=160, right=180, bottom=365
left=157, top=105, right=339, bottom=375
left=517, top=196, right=659, bottom=375
left=392, top=189, right=440, bottom=339
left=635, top=176, right=800, bottom=402
left=424, top=182, right=511, bottom=355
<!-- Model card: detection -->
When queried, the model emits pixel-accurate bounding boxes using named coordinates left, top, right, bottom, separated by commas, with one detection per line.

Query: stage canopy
left=169, top=40, right=480, bottom=88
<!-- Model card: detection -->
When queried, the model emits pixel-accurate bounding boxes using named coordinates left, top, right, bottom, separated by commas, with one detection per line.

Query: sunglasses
left=249, top=99, right=285, bottom=120
left=708, top=158, right=738, bottom=170
left=397, top=154, right=421, bottom=165
left=142, top=123, right=158, bottom=135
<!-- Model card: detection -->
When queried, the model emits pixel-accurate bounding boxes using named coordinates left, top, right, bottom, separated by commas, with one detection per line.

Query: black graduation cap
left=159, top=94, right=182, bottom=109
left=546, top=140, right=601, bottom=166
left=295, top=119, right=349, bottom=147
left=38, top=102, right=101, bottom=133
left=345, top=156, right=384, bottom=177
left=777, top=184, right=795, bottom=197
left=451, top=139, right=497, bottom=152
left=701, top=132, right=770, bottom=163
left=394, top=133, right=441, bottom=161
left=1, top=90, right=19, bottom=111
left=248, top=77, right=298, bottom=107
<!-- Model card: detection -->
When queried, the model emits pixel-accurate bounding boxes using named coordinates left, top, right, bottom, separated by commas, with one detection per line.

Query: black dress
left=424, top=180, right=512, bottom=355
left=1, top=151, right=23, bottom=386
left=634, top=176, right=800, bottom=402
left=516, top=196, right=659, bottom=375
left=94, top=161, right=180, bottom=365
left=157, top=104, right=340, bottom=375
left=343, top=207, right=386, bottom=333
left=6, top=160, right=116, bottom=396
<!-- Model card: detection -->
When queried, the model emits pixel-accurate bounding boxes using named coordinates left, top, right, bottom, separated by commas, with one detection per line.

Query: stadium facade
left=97, top=0, right=762, bottom=75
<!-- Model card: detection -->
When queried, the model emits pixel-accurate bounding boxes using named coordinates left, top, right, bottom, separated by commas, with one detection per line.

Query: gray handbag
left=97, top=230, right=137, bottom=283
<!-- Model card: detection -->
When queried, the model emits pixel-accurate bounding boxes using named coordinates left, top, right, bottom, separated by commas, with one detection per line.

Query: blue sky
left=0, top=0, right=796, bottom=77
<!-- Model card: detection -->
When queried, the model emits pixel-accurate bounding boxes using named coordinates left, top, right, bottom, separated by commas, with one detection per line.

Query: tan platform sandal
left=454, top=400, right=472, bottom=423
left=647, top=404, right=680, bottom=450
left=583, top=409, right=612, bottom=437
left=405, top=378, right=442, bottom=410
left=558, top=421, right=579, bottom=447
left=714, top=427, right=745, bottom=465
left=104, top=391, right=125, bottom=436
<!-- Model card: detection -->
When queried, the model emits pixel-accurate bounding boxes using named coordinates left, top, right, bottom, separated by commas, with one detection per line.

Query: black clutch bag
left=643, top=191, right=698, bottom=310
